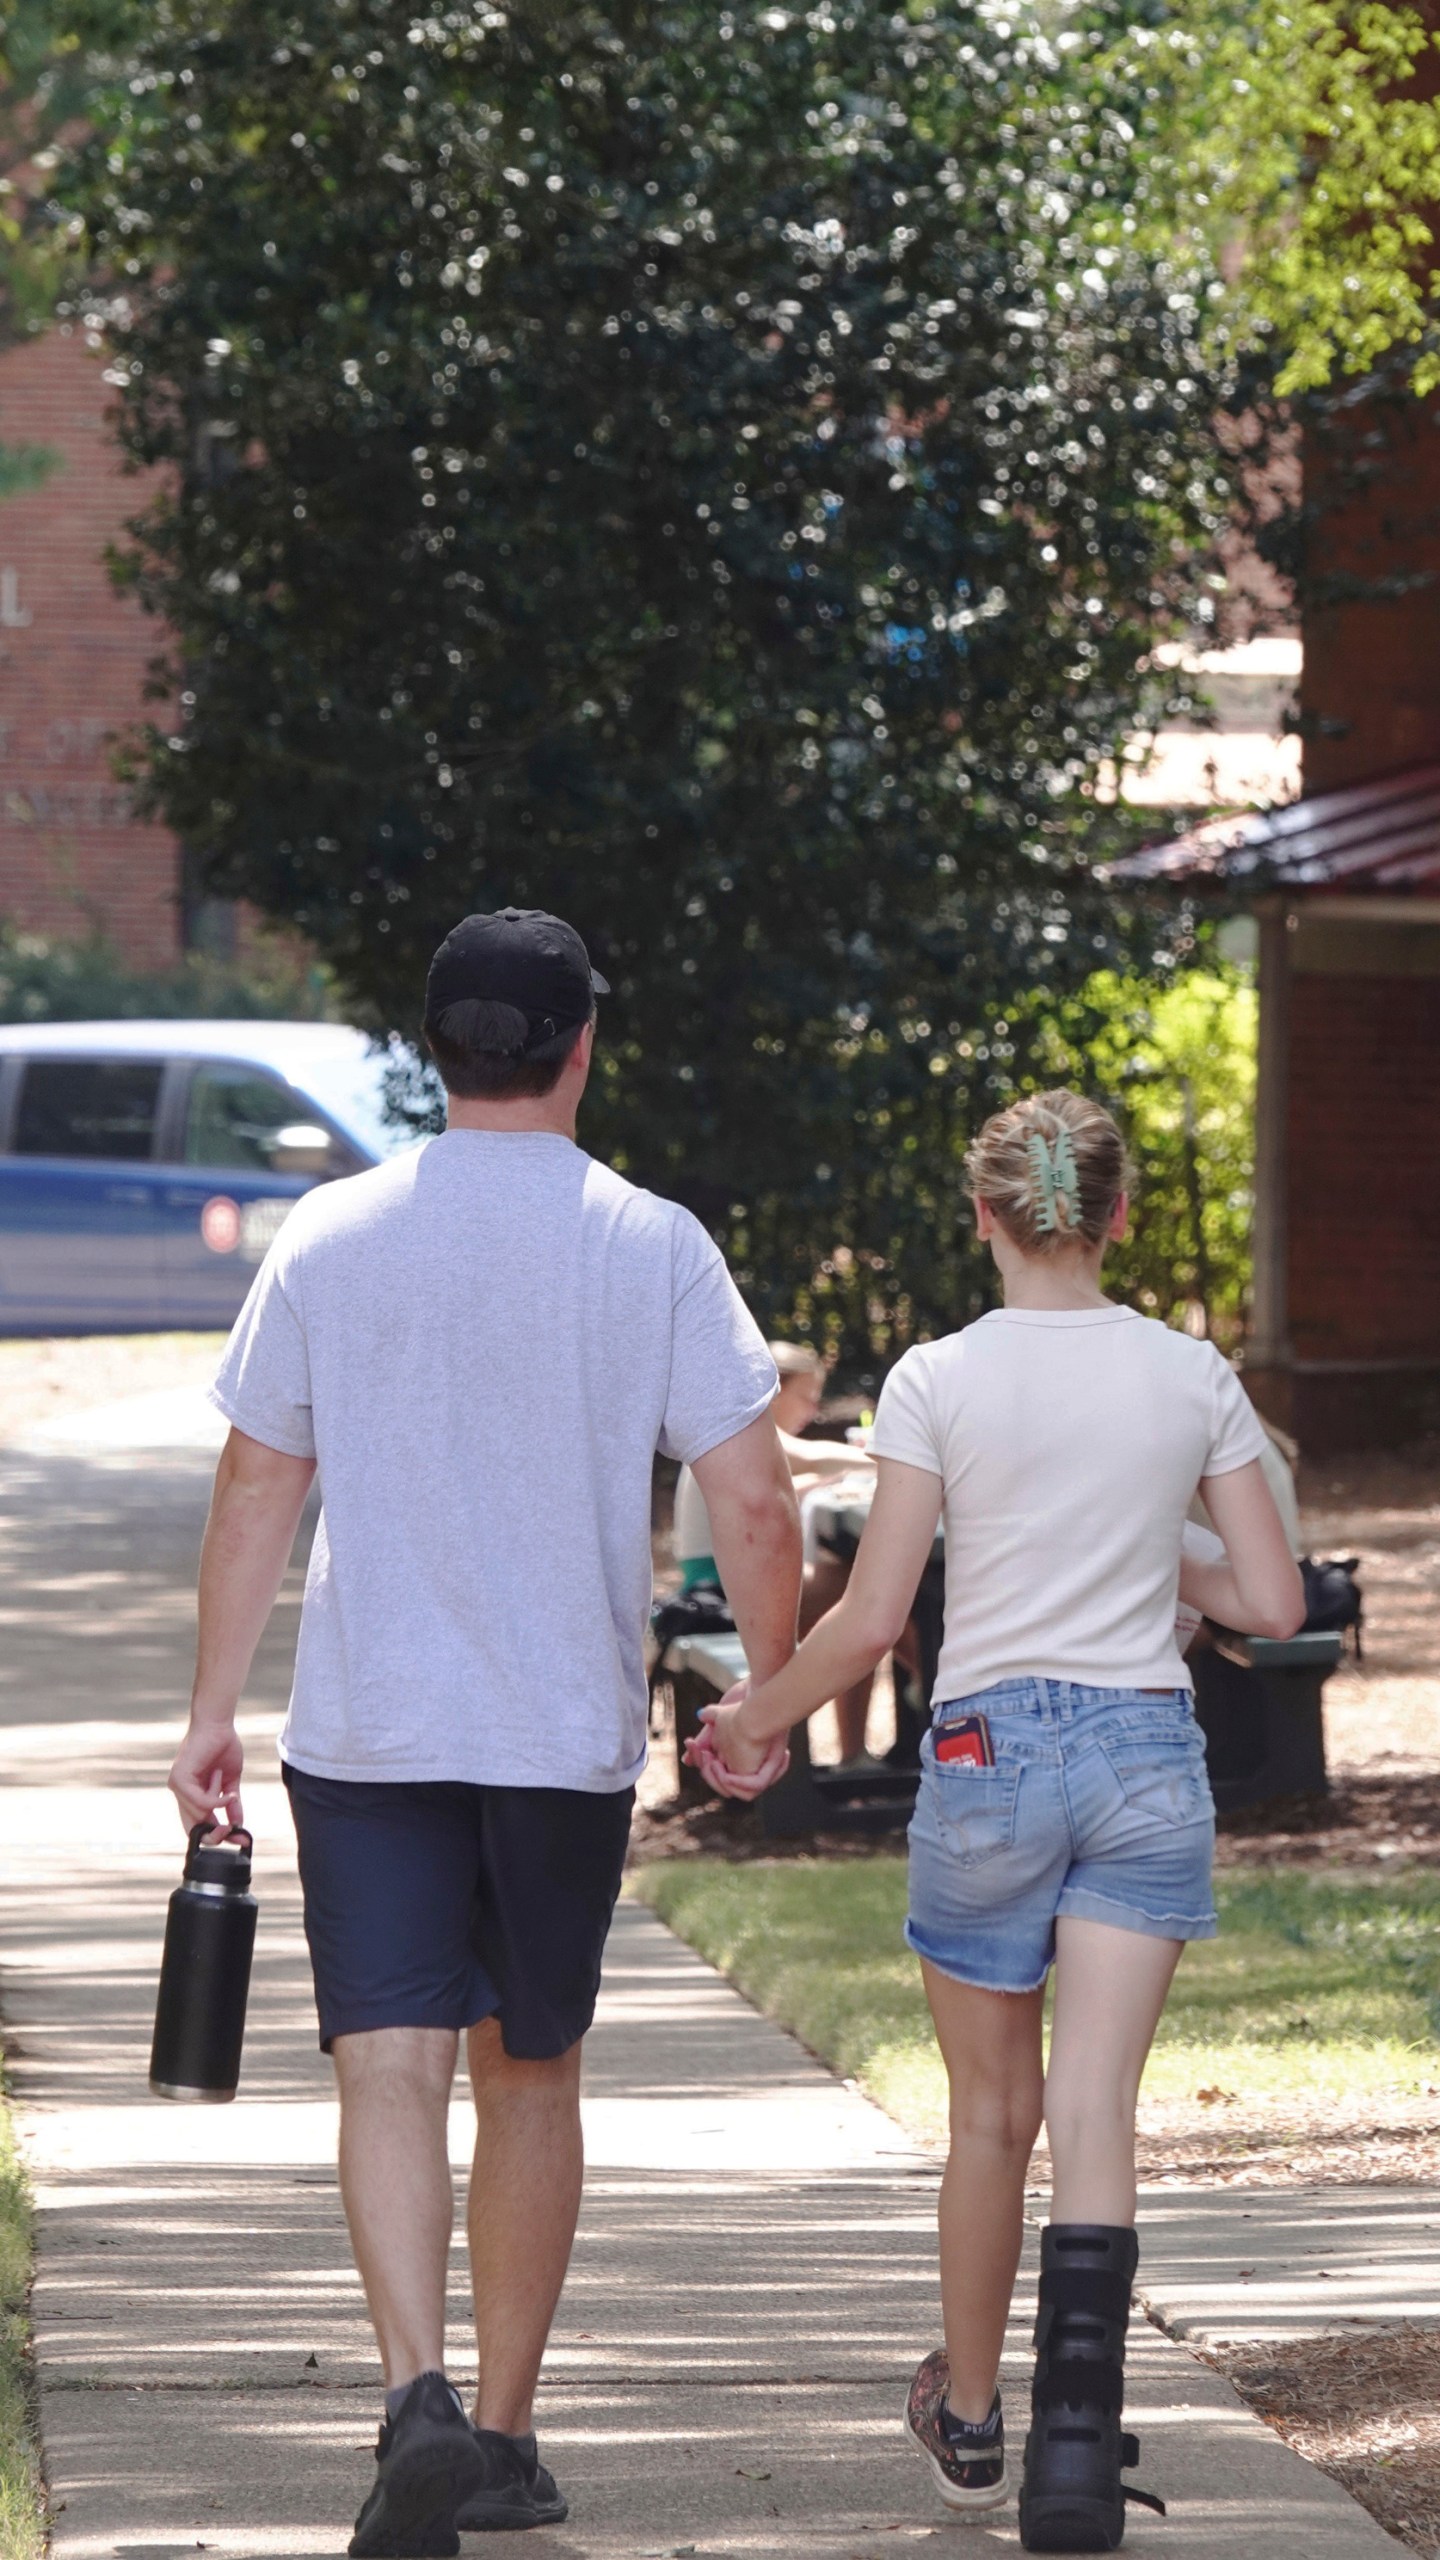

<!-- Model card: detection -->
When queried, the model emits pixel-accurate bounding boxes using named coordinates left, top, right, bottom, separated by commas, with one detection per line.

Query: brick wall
left=1302, top=394, right=1440, bottom=794
left=1285, top=968, right=1440, bottom=1442
left=1300, top=0, right=1440, bottom=794
left=0, top=327, right=181, bottom=965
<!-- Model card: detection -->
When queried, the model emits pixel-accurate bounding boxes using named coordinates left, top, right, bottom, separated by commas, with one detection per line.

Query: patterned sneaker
left=906, top=2348, right=1008, bottom=2515
left=455, top=2429, right=568, bottom=2531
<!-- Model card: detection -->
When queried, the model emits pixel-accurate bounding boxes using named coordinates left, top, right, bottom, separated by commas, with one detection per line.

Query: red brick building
left=1121, top=0, right=1440, bottom=1452
left=0, top=327, right=182, bottom=965
left=1122, top=397, right=1440, bottom=1452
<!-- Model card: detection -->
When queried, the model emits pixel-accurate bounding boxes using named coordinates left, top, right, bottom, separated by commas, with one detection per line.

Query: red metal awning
left=1109, top=762, right=1440, bottom=891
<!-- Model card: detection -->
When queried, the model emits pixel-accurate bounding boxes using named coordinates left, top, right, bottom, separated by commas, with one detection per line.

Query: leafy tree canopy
left=1101, top=1, right=1440, bottom=399
left=53, top=0, right=1243, bottom=1356
left=0, top=1, right=140, bottom=498
left=1, top=0, right=136, bottom=337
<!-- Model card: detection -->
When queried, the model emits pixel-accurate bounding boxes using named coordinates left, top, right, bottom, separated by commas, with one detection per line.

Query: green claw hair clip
left=1026, top=1127, right=1081, bottom=1233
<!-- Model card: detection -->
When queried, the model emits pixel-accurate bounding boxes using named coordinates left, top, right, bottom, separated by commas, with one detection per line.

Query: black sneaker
left=905, top=2348, right=1008, bottom=2515
left=456, top=2429, right=569, bottom=2532
left=350, top=2372, right=497, bottom=2559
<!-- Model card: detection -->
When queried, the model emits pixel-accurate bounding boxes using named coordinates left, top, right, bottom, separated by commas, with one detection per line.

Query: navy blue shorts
left=283, top=1765, right=634, bottom=2059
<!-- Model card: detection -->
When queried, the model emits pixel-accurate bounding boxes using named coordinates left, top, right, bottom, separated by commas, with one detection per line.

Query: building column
left=1247, top=895, right=1291, bottom=1406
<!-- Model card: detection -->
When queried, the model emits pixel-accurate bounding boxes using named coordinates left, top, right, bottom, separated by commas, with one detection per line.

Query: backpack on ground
left=1299, top=1554, right=1363, bottom=1657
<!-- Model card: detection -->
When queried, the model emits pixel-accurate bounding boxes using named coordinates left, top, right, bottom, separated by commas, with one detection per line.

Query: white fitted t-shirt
left=869, top=1306, right=1268, bottom=1699
left=210, top=1130, right=777, bottom=1791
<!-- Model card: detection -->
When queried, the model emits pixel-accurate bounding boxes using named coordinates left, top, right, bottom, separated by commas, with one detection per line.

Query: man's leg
left=465, top=2017, right=584, bottom=2436
left=334, top=2025, right=460, bottom=2387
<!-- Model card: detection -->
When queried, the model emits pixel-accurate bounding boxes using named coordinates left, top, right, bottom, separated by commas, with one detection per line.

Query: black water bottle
left=149, top=1823, right=258, bottom=2102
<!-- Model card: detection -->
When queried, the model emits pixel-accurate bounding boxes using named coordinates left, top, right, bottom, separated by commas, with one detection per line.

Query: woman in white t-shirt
left=693, top=1092, right=1302, bottom=2552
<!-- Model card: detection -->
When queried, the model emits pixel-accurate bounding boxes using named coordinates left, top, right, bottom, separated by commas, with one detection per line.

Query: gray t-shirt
left=210, top=1129, right=777, bottom=1791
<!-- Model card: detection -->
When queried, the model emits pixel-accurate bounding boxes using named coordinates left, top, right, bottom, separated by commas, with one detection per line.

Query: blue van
left=0, top=1021, right=420, bottom=1334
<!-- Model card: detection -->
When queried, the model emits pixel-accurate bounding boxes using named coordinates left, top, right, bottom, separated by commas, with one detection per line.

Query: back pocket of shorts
left=1100, top=1736, right=1211, bottom=1828
left=924, top=1759, right=1022, bottom=1867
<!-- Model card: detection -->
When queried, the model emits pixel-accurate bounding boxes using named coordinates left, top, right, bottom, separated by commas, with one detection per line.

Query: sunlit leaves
left=1095, top=0, right=1440, bottom=398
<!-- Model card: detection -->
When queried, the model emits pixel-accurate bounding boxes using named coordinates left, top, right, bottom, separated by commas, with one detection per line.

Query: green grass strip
left=0, top=2062, right=44, bottom=2560
left=633, top=1859, right=1440, bottom=2150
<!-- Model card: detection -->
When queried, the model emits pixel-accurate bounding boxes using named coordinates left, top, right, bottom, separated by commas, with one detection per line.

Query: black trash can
left=1191, top=1629, right=1342, bottom=1814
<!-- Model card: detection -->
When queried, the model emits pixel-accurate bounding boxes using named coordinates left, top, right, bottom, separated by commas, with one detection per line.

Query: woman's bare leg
left=1044, top=1918, right=1182, bottom=2224
left=921, top=1963, right=1046, bottom=2421
left=799, top=1553, right=846, bottom=1631
left=833, top=1675, right=874, bottom=1760
left=802, top=1554, right=874, bottom=1758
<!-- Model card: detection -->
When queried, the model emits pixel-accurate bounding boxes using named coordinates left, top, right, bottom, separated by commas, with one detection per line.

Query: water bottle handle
left=188, top=1819, right=254, bottom=1856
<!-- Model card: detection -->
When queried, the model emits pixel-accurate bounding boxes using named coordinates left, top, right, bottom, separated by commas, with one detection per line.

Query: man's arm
left=690, top=1408, right=803, bottom=1685
left=169, top=1426, right=316, bottom=1831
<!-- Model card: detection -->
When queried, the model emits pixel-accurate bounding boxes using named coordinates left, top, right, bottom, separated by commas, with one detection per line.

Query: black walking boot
left=1018, top=2224, right=1166, bottom=2552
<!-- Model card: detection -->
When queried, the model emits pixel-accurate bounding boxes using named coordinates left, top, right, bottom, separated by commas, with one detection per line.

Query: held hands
left=168, top=1719, right=245, bottom=1834
left=682, top=1680, right=790, bottom=1802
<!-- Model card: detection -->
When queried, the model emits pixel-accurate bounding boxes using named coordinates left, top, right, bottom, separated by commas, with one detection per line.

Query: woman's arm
left=702, top=1457, right=942, bottom=1773
left=1178, top=1457, right=1305, bottom=1641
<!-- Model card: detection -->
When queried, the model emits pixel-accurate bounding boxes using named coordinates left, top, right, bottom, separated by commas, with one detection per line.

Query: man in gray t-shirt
left=169, top=908, right=802, bottom=2557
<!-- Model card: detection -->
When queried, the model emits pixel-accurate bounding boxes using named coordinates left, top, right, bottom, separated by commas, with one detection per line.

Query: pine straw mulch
left=1131, top=2109, right=1440, bottom=2192
left=1213, top=1769, right=1440, bottom=1872
left=1207, top=2325, right=1440, bottom=2560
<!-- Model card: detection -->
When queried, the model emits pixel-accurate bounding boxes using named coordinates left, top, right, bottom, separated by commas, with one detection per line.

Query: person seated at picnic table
left=674, top=1339, right=915, bottom=1771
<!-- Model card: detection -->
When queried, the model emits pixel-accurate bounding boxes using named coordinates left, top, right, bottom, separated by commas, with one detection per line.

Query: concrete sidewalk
left=0, top=1394, right=1408, bottom=2557
left=1138, top=2185, right=1440, bottom=2348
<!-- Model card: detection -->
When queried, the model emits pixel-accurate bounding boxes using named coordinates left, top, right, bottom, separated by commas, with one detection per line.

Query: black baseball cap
left=424, top=908, right=609, bottom=1055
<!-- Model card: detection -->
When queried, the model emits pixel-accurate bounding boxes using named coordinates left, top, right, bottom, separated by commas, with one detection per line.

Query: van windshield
left=295, top=1040, right=426, bottom=1162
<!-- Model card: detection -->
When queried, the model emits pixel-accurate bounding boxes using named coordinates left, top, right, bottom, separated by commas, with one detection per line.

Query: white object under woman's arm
left=1179, top=1459, right=1305, bottom=1641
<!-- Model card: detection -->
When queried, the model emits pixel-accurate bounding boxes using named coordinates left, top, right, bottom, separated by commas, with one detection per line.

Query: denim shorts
left=906, top=1679, right=1217, bottom=1995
